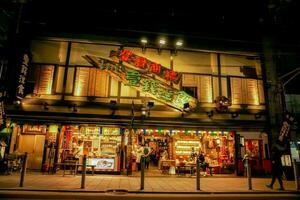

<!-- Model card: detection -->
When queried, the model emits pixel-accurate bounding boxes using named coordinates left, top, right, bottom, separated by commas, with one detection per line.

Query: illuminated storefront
left=6, top=37, right=268, bottom=176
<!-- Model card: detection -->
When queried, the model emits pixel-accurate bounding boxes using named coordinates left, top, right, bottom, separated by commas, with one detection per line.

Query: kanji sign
left=83, top=55, right=197, bottom=111
left=16, top=54, right=30, bottom=99
left=110, top=49, right=182, bottom=84
left=278, top=113, right=295, bottom=142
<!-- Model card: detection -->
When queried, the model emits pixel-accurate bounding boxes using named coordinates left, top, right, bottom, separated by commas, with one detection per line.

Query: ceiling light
left=159, top=39, right=166, bottom=45
left=175, top=40, right=183, bottom=47
left=141, top=38, right=148, bottom=44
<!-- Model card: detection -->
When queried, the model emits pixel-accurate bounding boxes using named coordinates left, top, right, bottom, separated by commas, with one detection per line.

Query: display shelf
left=174, top=139, right=200, bottom=156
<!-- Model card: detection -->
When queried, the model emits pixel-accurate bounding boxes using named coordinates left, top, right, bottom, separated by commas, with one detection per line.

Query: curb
left=0, top=188, right=299, bottom=195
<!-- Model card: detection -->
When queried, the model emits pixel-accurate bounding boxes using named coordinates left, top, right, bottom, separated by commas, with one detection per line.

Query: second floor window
left=33, top=65, right=54, bottom=95
left=74, top=67, right=109, bottom=97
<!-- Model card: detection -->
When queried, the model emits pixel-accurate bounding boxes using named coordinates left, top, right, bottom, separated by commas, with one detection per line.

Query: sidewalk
left=0, top=172, right=298, bottom=193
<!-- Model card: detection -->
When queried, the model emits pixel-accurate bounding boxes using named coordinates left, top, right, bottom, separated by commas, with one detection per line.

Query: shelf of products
left=175, top=140, right=200, bottom=155
left=100, top=128, right=121, bottom=155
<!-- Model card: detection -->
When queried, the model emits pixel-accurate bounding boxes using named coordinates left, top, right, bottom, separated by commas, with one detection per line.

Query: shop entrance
left=130, top=129, right=236, bottom=177
left=18, top=135, right=45, bottom=170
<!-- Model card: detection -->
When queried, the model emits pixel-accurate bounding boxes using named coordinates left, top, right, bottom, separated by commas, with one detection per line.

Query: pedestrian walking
left=266, top=140, right=285, bottom=190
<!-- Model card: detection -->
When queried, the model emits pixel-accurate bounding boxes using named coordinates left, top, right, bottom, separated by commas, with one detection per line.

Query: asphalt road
left=0, top=190, right=300, bottom=200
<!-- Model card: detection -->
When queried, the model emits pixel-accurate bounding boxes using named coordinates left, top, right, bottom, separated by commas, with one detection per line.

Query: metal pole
left=19, top=152, right=27, bottom=187
left=292, top=159, right=299, bottom=191
left=196, top=158, right=200, bottom=190
left=81, top=155, right=87, bottom=189
left=140, top=156, right=145, bottom=190
left=246, top=158, right=252, bottom=190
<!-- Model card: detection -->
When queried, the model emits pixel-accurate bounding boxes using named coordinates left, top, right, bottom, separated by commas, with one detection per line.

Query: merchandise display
left=174, top=140, right=200, bottom=155
left=60, top=125, right=121, bottom=172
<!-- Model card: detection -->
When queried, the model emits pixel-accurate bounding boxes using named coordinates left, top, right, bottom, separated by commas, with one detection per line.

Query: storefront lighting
left=231, top=112, right=239, bottom=118
left=175, top=40, right=183, bottom=47
left=141, top=38, right=148, bottom=44
left=172, top=40, right=183, bottom=56
left=255, top=113, right=261, bottom=119
left=159, top=39, right=166, bottom=45
left=43, top=102, right=49, bottom=111
left=141, top=38, right=148, bottom=54
left=158, top=38, right=166, bottom=54
left=141, top=106, right=147, bottom=117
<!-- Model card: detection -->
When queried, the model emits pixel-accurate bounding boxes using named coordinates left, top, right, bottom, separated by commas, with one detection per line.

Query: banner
left=16, top=53, right=30, bottom=99
left=83, top=55, right=197, bottom=111
left=110, top=49, right=182, bottom=84
left=278, top=113, right=295, bottom=142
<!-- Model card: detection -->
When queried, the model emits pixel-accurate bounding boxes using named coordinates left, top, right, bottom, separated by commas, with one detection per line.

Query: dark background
left=1, top=0, right=300, bottom=93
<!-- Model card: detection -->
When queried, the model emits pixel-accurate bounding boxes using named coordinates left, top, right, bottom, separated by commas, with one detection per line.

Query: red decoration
left=150, top=63, right=161, bottom=73
left=215, top=96, right=231, bottom=113
left=120, top=49, right=133, bottom=61
left=134, top=57, right=147, bottom=69
left=164, top=70, right=178, bottom=81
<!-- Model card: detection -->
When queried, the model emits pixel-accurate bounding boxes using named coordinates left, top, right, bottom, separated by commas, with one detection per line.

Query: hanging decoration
left=215, top=96, right=231, bottom=113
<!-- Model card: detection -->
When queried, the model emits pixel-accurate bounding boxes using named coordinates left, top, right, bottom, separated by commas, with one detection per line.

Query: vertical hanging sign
left=16, top=53, right=30, bottom=99
left=278, top=113, right=295, bottom=142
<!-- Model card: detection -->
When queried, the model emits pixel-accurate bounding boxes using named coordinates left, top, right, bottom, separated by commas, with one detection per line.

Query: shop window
left=30, top=40, right=68, bottom=65
left=59, top=125, right=122, bottom=172
left=245, top=140, right=260, bottom=158
left=120, top=82, right=137, bottom=97
left=110, top=78, right=119, bottom=97
left=173, top=51, right=216, bottom=74
left=230, top=77, right=262, bottom=105
left=220, top=54, right=262, bottom=78
left=74, top=67, right=109, bottom=97
left=53, top=66, right=65, bottom=94
left=182, top=74, right=213, bottom=103
left=65, top=67, right=75, bottom=94
left=70, top=43, right=119, bottom=66
left=33, top=65, right=55, bottom=95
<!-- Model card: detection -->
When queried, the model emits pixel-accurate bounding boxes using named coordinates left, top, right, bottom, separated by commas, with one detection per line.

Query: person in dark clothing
left=266, top=141, right=285, bottom=190
left=143, top=143, right=151, bottom=169
left=198, top=151, right=208, bottom=176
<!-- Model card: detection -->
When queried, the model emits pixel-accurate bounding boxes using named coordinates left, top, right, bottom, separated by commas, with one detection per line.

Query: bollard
left=81, top=155, right=87, bottom=189
left=140, top=156, right=145, bottom=190
left=196, top=159, right=200, bottom=190
left=246, top=158, right=252, bottom=190
left=292, top=159, right=299, bottom=191
left=19, top=152, right=28, bottom=187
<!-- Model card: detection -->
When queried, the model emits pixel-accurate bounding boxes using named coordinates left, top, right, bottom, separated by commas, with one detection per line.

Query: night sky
left=2, top=0, right=300, bottom=93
